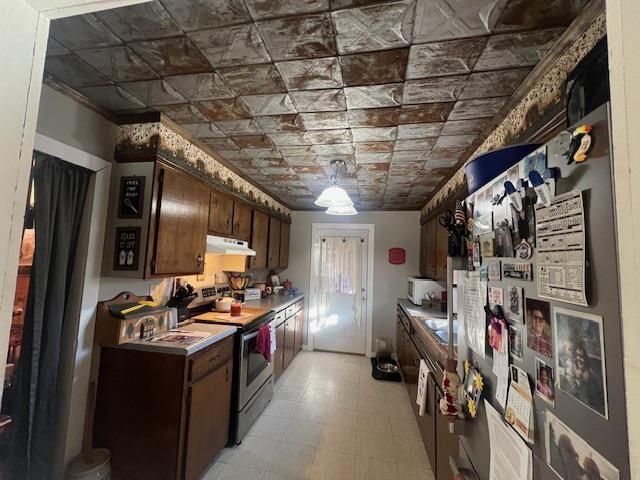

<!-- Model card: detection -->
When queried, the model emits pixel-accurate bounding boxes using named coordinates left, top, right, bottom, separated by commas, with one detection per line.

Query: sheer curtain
left=316, top=236, right=362, bottom=331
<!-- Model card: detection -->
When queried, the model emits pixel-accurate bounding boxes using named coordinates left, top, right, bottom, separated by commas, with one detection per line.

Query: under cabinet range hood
left=206, top=235, right=256, bottom=256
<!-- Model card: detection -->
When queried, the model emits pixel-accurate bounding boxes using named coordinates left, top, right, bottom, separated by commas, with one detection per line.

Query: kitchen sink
left=421, top=318, right=458, bottom=345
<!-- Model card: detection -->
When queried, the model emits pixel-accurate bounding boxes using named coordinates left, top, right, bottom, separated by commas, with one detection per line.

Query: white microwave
left=408, top=277, right=444, bottom=305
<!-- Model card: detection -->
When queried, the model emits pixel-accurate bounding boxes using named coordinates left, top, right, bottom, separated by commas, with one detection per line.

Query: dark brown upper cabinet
left=268, top=217, right=281, bottom=269
left=151, top=163, right=209, bottom=276
left=250, top=210, right=269, bottom=269
left=232, top=202, right=252, bottom=241
left=279, top=221, right=290, bottom=269
left=208, top=190, right=234, bottom=237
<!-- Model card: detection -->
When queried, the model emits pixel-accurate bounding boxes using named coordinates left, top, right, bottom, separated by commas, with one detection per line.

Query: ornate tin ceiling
left=45, top=0, right=586, bottom=210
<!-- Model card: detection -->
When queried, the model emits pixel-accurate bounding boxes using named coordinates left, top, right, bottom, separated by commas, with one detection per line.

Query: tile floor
left=203, top=351, right=436, bottom=480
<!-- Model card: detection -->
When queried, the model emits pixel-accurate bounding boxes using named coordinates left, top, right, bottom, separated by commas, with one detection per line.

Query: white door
left=310, top=227, right=370, bottom=354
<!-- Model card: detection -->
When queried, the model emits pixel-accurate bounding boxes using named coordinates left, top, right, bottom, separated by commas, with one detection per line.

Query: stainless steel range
left=194, top=309, right=275, bottom=444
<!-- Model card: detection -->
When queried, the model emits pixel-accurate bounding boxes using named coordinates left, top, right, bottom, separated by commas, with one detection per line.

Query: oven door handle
left=244, top=331, right=260, bottom=341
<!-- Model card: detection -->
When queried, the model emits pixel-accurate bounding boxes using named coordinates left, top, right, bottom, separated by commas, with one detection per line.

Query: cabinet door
left=425, top=219, right=437, bottom=279
left=153, top=166, right=209, bottom=275
left=208, top=190, right=234, bottom=237
left=283, top=317, right=295, bottom=370
left=435, top=386, right=459, bottom=480
left=435, top=220, right=448, bottom=281
left=274, top=322, right=285, bottom=382
left=294, top=309, right=304, bottom=354
left=419, top=223, right=428, bottom=277
left=279, top=222, right=290, bottom=269
left=250, top=210, right=269, bottom=269
left=232, top=202, right=252, bottom=241
left=184, top=360, right=233, bottom=480
left=415, top=372, right=437, bottom=472
left=268, top=217, right=281, bottom=269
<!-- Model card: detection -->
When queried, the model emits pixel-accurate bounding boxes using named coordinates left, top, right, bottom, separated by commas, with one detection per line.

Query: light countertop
left=119, top=323, right=236, bottom=356
left=243, top=293, right=304, bottom=312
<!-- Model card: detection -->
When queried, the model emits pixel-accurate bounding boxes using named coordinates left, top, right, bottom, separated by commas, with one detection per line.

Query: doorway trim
left=308, top=223, right=375, bottom=357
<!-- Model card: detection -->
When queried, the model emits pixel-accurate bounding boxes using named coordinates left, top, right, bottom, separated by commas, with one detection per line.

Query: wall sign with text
left=113, top=227, right=140, bottom=271
left=118, top=176, right=145, bottom=218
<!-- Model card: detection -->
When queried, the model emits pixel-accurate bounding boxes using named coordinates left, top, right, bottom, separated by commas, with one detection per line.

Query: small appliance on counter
left=408, top=276, right=446, bottom=306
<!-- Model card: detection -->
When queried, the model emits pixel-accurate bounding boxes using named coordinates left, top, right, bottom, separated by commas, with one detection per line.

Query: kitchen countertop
left=243, top=293, right=304, bottom=312
left=119, top=323, right=236, bottom=356
left=192, top=307, right=271, bottom=326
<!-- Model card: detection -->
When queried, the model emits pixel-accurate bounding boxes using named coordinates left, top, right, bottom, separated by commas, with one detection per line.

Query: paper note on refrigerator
left=486, top=400, right=533, bottom=480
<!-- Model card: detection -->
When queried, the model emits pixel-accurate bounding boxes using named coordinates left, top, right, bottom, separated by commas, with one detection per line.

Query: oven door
left=239, top=321, right=274, bottom=408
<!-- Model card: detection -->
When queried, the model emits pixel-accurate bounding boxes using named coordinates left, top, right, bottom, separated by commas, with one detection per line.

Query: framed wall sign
left=388, top=247, right=406, bottom=265
left=118, top=176, right=145, bottom=218
left=113, top=226, right=141, bottom=271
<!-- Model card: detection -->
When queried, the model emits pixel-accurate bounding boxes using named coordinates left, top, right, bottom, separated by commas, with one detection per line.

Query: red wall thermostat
left=388, top=248, right=406, bottom=265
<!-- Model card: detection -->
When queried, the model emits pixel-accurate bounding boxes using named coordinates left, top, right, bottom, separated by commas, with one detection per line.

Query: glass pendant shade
left=326, top=205, right=358, bottom=215
left=314, top=185, right=353, bottom=207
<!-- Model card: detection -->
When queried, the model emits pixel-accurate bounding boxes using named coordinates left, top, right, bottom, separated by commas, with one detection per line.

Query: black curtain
left=10, top=152, right=91, bottom=480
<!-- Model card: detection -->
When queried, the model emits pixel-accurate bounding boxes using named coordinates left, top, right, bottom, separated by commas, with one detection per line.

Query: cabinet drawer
left=285, top=304, right=296, bottom=318
left=189, top=335, right=234, bottom=383
left=275, top=310, right=285, bottom=325
left=295, top=300, right=303, bottom=313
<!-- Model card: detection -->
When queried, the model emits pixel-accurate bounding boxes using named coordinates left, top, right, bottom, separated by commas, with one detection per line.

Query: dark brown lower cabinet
left=294, top=309, right=304, bottom=354
left=184, top=359, right=233, bottom=480
left=415, top=374, right=437, bottom=471
left=274, top=321, right=285, bottom=382
left=94, top=335, right=234, bottom=480
left=435, top=387, right=460, bottom=480
left=283, top=316, right=295, bottom=370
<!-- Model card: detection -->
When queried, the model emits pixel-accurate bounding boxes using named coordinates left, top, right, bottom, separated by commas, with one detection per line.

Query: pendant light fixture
left=314, top=160, right=357, bottom=214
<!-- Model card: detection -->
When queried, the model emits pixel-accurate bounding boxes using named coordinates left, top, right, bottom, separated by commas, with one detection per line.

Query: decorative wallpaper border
left=116, top=122, right=291, bottom=219
left=422, top=9, right=607, bottom=217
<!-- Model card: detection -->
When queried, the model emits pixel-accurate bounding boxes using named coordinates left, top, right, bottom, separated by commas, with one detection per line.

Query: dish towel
left=416, top=359, right=429, bottom=416
left=269, top=321, right=276, bottom=355
left=256, top=323, right=272, bottom=363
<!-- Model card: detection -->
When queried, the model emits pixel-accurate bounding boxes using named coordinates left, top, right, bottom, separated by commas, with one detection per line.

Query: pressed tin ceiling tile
left=332, top=1, right=414, bottom=54
left=160, top=0, right=251, bottom=31
left=402, top=75, right=468, bottom=104
left=130, top=37, right=212, bottom=76
left=357, top=163, right=390, bottom=173
left=77, top=46, right=157, bottom=82
left=243, top=147, right=282, bottom=158
left=290, top=89, right=346, bottom=112
left=253, top=158, right=288, bottom=168
left=46, top=39, right=71, bottom=57
left=447, top=97, right=507, bottom=120
left=181, top=123, right=227, bottom=138
left=440, top=118, right=489, bottom=136
left=120, top=79, right=186, bottom=106
left=156, top=103, right=209, bottom=123
left=344, top=84, right=403, bottom=109
left=79, top=85, right=145, bottom=111
left=474, top=28, right=564, bottom=71
left=397, top=123, right=443, bottom=139
left=244, top=0, right=329, bottom=20
left=354, top=142, right=394, bottom=153
left=276, top=57, right=343, bottom=90
left=351, top=127, right=397, bottom=143
left=313, top=143, right=354, bottom=155
left=50, top=14, right=122, bottom=50
left=339, top=49, right=409, bottom=86
left=267, top=132, right=312, bottom=145
left=394, top=138, right=436, bottom=151
left=355, top=153, right=392, bottom=164
left=254, top=114, right=304, bottom=132
left=214, top=119, right=262, bottom=134
left=285, top=157, right=322, bottom=167
left=293, top=165, right=325, bottom=174
left=197, top=98, right=252, bottom=120
left=305, top=129, right=352, bottom=144
left=278, top=145, right=315, bottom=156
left=165, top=73, right=234, bottom=101
left=391, top=150, right=430, bottom=162
left=45, top=55, right=111, bottom=87
left=189, top=24, right=271, bottom=68
left=217, top=64, right=287, bottom=95
left=427, top=145, right=469, bottom=164
left=460, top=68, right=530, bottom=100
left=230, top=135, right=275, bottom=148
left=257, top=14, right=336, bottom=61
left=433, top=133, right=477, bottom=149
left=299, top=111, right=348, bottom=130
left=348, top=107, right=399, bottom=127
left=201, top=137, right=241, bottom=149
left=398, top=103, right=454, bottom=123
left=412, top=0, right=507, bottom=43
left=96, top=2, right=181, bottom=42
left=494, top=0, right=590, bottom=32
left=240, top=93, right=297, bottom=115
left=217, top=149, right=252, bottom=160
left=406, top=38, right=487, bottom=79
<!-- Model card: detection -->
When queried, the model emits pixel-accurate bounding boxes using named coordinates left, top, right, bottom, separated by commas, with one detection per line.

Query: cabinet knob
left=197, top=254, right=204, bottom=267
